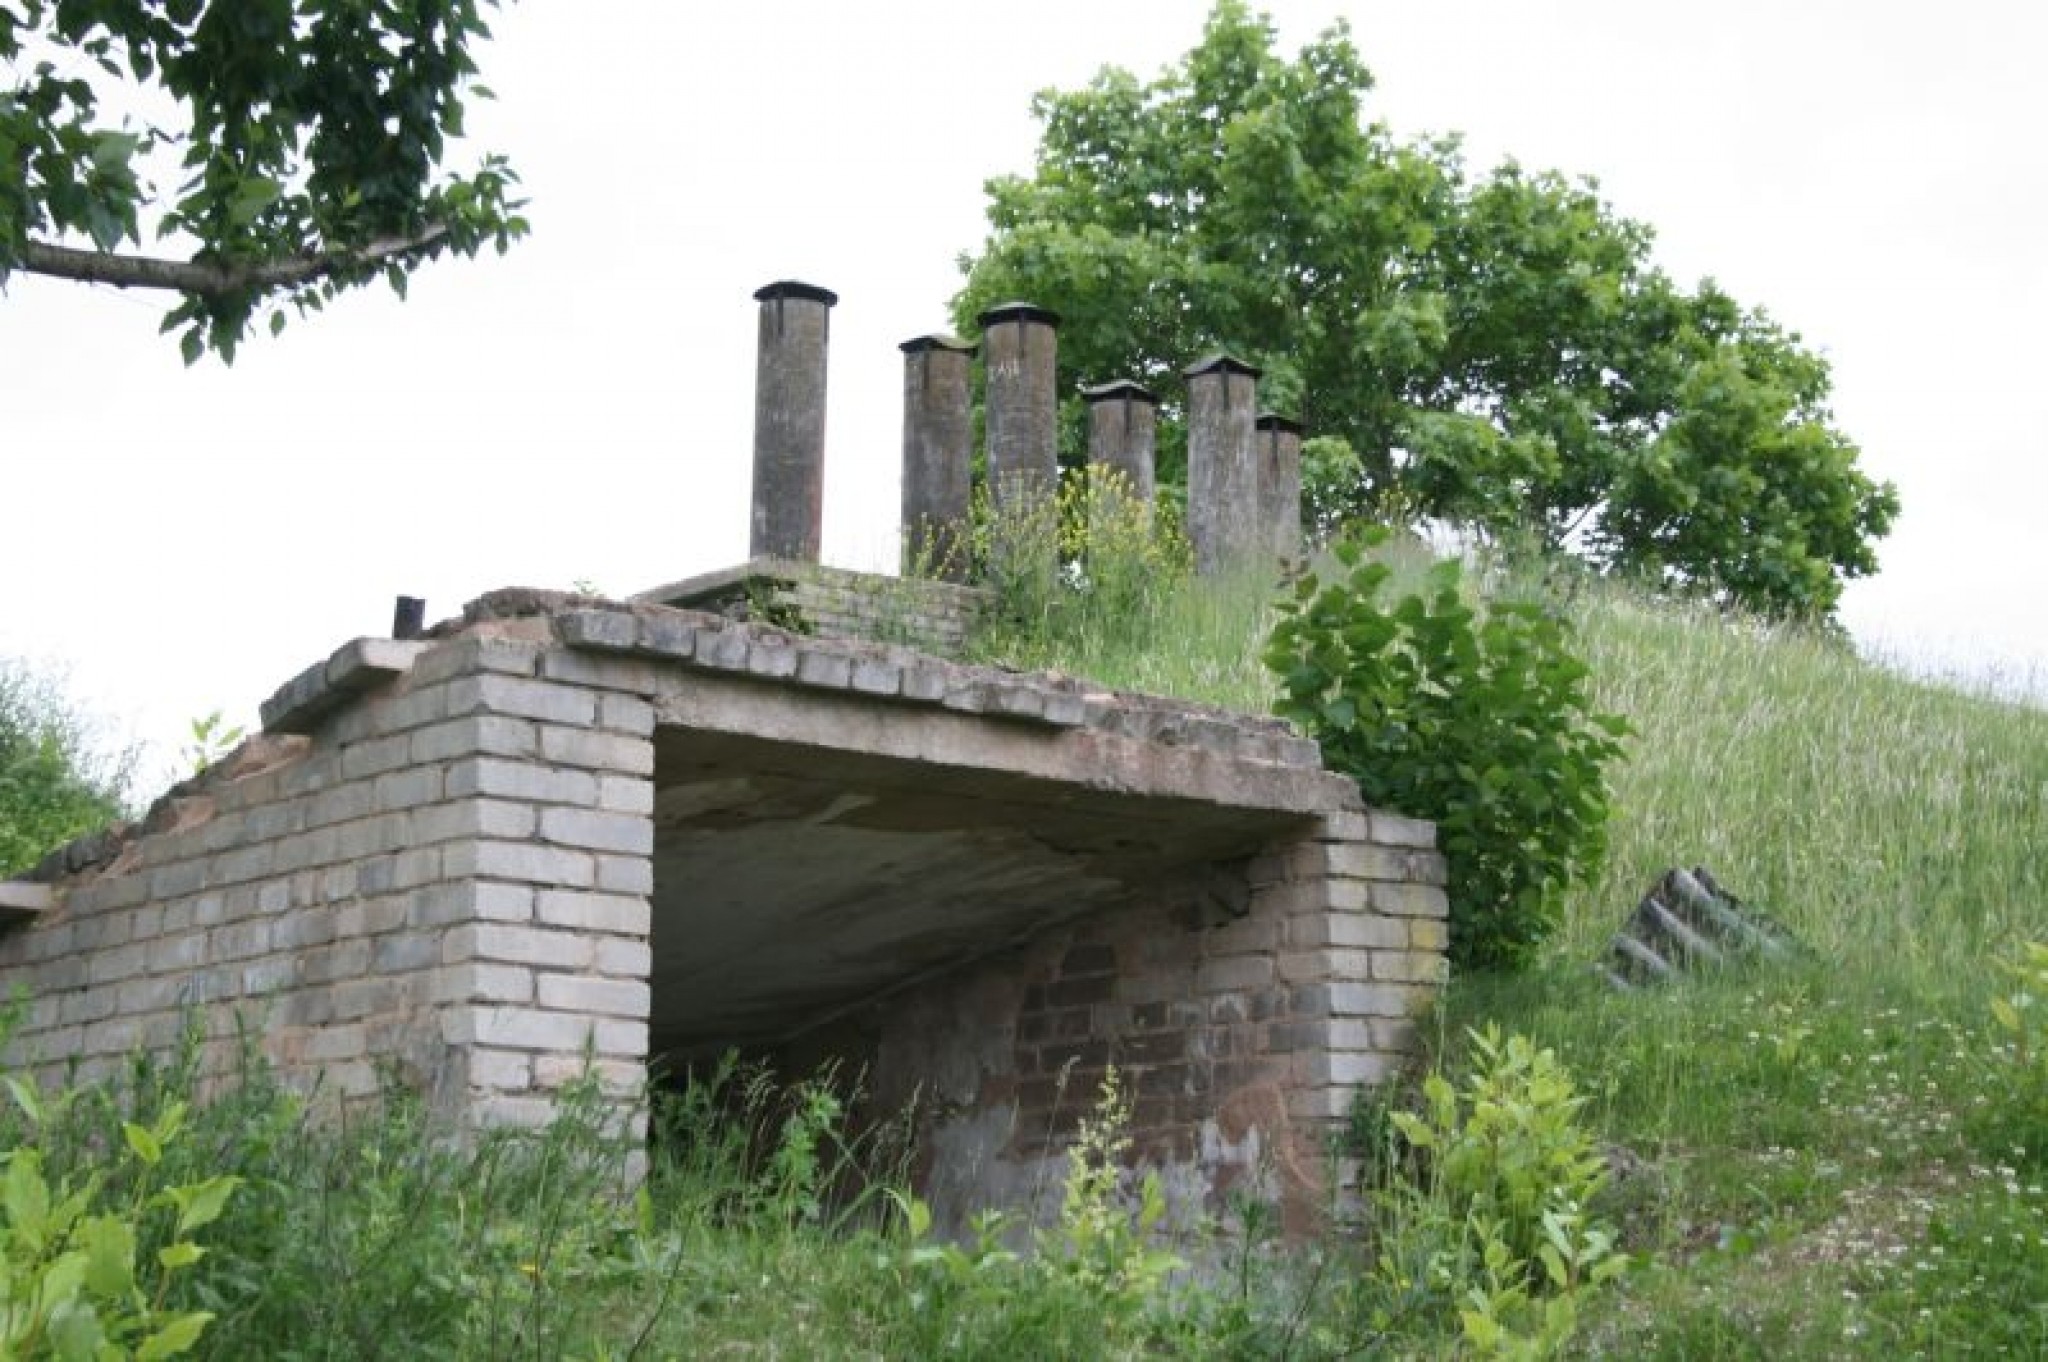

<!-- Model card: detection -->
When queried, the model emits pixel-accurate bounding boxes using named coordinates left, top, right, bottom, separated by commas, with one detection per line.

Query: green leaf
left=46, top=1297, right=105, bottom=1362
left=169, top=1175, right=239, bottom=1237
left=157, top=1240, right=205, bottom=1269
left=123, top=1121, right=162, bottom=1167
left=78, top=1215, right=136, bottom=1297
left=135, top=1311, right=214, bottom=1360
left=5, top=1075, right=44, bottom=1125
left=5, top=1149, right=51, bottom=1238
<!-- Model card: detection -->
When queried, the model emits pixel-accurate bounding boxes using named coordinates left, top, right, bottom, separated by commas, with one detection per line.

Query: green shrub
left=0, top=661, right=130, bottom=877
left=1353, top=1027, right=1626, bottom=1358
left=1266, top=526, right=1629, bottom=969
left=0, top=1083, right=235, bottom=1360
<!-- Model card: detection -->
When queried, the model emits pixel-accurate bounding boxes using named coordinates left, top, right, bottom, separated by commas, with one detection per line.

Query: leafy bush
left=0, top=1084, right=235, bottom=1360
left=0, top=660, right=130, bottom=876
left=1353, top=1027, right=1626, bottom=1358
left=1267, top=526, right=1629, bottom=969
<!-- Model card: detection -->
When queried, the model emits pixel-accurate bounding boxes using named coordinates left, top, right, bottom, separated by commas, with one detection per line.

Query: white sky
left=4, top=0, right=2044, bottom=791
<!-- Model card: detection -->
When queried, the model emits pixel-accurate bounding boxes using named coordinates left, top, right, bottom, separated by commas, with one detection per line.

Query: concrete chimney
left=976, top=302, right=1061, bottom=515
left=1256, top=412, right=1304, bottom=564
left=1082, top=380, right=1159, bottom=510
left=750, top=280, right=838, bottom=562
left=1185, top=353, right=1262, bottom=575
left=900, top=334, right=977, bottom=580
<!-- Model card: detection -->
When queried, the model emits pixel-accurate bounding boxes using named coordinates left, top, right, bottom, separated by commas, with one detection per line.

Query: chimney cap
left=899, top=333, right=979, bottom=356
left=1080, top=379, right=1159, bottom=405
left=976, top=300, right=1062, bottom=329
left=1184, top=352, right=1263, bottom=380
left=1255, top=411, right=1304, bottom=434
left=754, top=279, right=839, bottom=307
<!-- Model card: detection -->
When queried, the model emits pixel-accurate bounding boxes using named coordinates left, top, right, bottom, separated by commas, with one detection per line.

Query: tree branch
left=13, top=225, right=452, bottom=296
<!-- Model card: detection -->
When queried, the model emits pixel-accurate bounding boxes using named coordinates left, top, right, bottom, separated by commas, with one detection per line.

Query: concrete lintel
left=0, top=881, right=55, bottom=924
left=260, top=637, right=432, bottom=734
left=654, top=671, right=1355, bottom=817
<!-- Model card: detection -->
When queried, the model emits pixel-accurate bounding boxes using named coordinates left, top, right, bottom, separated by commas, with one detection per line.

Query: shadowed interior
left=649, top=725, right=1311, bottom=1059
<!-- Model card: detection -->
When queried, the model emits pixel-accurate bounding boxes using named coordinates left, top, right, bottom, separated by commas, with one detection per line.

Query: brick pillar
left=750, top=280, right=838, bottom=562
left=900, top=334, right=977, bottom=581
left=1256, top=413, right=1304, bottom=564
left=1185, top=353, right=1263, bottom=575
left=1082, top=380, right=1159, bottom=509
left=977, top=301, right=1061, bottom=514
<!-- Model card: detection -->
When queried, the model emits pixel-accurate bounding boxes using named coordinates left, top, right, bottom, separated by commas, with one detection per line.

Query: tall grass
left=1571, top=589, right=2048, bottom=976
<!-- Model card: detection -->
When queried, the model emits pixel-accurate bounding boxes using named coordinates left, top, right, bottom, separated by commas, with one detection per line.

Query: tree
left=954, top=1, right=1898, bottom=619
left=0, top=659, right=128, bottom=877
left=1, top=0, right=525, bottom=361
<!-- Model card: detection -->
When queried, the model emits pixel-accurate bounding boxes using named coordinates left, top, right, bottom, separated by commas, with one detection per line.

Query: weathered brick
left=1317, top=810, right=1370, bottom=842
left=593, top=937, right=652, bottom=978
left=299, top=1024, right=366, bottom=1063
left=409, top=715, right=536, bottom=763
left=337, top=896, right=409, bottom=936
left=242, top=956, right=300, bottom=995
left=444, top=757, right=597, bottom=808
left=532, top=1054, right=642, bottom=1096
left=429, top=962, right=534, bottom=1005
left=270, top=909, right=338, bottom=951
left=86, top=941, right=149, bottom=987
left=443, top=923, right=593, bottom=970
left=597, top=775, right=653, bottom=815
left=441, top=840, right=594, bottom=889
left=538, top=725, right=653, bottom=774
left=337, top=732, right=412, bottom=783
left=795, top=649, right=853, bottom=689
left=373, top=932, right=441, bottom=972
left=451, top=1006, right=598, bottom=1053
left=1371, top=950, right=1447, bottom=985
left=451, top=674, right=596, bottom=728
left=372, top=766, right=443, bottom=811
left=1368, top=811, right=1436, bottom=849
left=116, top=974, right=191, bottom=1015
left=536, top=973, right=650, bottom=1018
left=148, top=859, right=209, bottom=901
left=334, top=814, right=411, bottom=863
left=411, top=797, right=537, bottom=845
left=1368, top=882, right=1449, bottom=919
left=1195, top=955, right=1275, bottom=993
left=851, top=658, right=902, bottom=697
left=597, top=694, right=654, bottom=736
left=1407, top=917, right=1449, bottom=952
left=411, top=638, right=543, bottom=689
left=535, top=890, right=649, bottom=935
left=331, top=976, right=408, bottom=1020
left=539, top=807, right=651, bottom=855
left=1285, top=913, right=1407, bottom=951
left=746, top=637, right=800, bottom=679
left=467, top=1047, right=532, bottom=1092
left=595, top=855, right=653, bottom=896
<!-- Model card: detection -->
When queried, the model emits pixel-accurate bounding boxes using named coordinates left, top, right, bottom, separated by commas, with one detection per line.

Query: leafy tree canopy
left=954, top=1, right=1898, bottom=619
left=0, top=0, right=525, bottom=361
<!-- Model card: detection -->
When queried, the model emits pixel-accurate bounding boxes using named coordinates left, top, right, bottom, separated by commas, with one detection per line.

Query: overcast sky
left=4, top=0, right=2043, bottom=791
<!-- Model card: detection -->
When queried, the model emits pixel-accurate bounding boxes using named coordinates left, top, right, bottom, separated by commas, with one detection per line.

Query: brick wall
left=635, top=558, right=991, bottom=657
left=802, top=807, right=1448, bottom=1234
left=0, top=627, right=656, bottom=1130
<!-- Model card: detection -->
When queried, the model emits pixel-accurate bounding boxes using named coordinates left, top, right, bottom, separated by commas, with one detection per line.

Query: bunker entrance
left=647, top=724, right=1311, bottom=1071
